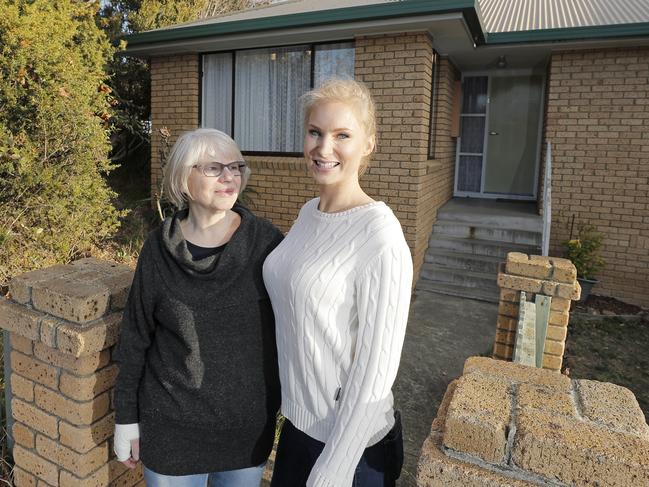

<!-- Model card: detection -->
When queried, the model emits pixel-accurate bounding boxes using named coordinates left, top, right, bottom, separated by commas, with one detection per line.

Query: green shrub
left=564, top=225, right=605, bottom=280
left=0, top=0, right=125, bottom=285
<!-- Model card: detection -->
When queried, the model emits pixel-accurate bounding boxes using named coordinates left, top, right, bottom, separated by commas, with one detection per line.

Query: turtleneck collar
left=159, top=204, right=255, bottom=281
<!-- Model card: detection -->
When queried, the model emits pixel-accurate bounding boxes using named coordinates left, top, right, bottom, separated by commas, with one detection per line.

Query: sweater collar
left=160, top=204, right=255, bottom=279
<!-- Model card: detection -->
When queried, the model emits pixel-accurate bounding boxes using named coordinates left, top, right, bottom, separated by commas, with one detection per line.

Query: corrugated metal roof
left=478, top=0, right=649, bottom=33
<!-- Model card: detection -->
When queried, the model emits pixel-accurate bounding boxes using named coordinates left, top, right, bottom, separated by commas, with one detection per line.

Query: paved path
left=393, top=291, right=498, bottom=486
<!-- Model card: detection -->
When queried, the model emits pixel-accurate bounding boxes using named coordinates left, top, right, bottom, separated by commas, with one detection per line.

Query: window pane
left=462, top=76, right=488, bottom=114
left=234, top=46, right=311, bottom=152
left=202, top=53, right=233, bottom=134
left=457, top=156, right=482, bottom=193
left=459, top=116, right=485, bottom=153
left=314, top=42, right=354, bottom=86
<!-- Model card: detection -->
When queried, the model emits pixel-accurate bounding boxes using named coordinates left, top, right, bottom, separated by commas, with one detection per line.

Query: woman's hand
left=114, top=423, right=141, bottom=468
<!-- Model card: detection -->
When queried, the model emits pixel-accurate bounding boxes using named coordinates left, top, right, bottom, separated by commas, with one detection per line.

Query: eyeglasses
left=193, top=161, right=246, bottom=177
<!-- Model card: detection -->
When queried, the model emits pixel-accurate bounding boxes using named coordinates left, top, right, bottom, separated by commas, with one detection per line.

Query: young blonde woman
left=113, top=128, right=283, bottom=487
left=264, top=79, right=413, bottom=487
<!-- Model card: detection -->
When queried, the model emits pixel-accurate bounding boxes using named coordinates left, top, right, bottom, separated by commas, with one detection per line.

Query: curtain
left=313, top=42, right=354, bottom=87
left=235, top=46, right=310, bottom=152
left=202, top=53, right=233, bottom=134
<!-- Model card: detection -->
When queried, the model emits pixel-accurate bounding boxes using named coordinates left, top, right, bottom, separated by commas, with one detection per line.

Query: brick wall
left=2, top=259, right=142, bottom=486
left=150, top=55, right=200, bottom=199
left=417, top=56, right=458, bottom=272
left=418, top=357, right=649, bottom=485
left=493, top=252, right=580, bottom=372
left=545, top=48, right=649, bottom=307
left=148, top=34, right=456, bottom=282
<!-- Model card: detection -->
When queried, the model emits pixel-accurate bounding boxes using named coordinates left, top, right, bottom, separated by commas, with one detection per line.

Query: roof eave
left=123, top=0, right=485, bottom=52
left=486, top=22, right=649, bottom=45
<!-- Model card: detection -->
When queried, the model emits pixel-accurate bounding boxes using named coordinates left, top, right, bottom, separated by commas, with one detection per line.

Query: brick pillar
left=418, top=357, right=649, bottom=485
left=493, top=252, right=581, bottom=372
left=1, top=259, right=142, bottom=486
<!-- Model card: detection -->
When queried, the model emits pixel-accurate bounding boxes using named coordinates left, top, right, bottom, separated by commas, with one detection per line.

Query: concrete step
left=437, top=199, right=542, bottom=233
left=415, top=280, right=499, bottom=303
left=427, top=235, right=541, bottom=260
left=432, top=220, right=542, bottom=246
left=424, top=250, right=503, bottom=274
left=419, top=263, right=500, bottom=291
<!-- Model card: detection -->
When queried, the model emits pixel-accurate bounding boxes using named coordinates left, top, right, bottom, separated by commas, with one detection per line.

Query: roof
left=480, top=0, right=649, bottom=33
left=123, top=0, right=649, bottom=54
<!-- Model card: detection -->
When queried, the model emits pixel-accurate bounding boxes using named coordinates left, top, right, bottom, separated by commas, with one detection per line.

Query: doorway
left=454, top=72, right=544, bottom=200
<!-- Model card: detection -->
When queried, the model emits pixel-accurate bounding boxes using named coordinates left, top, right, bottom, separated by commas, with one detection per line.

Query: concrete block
left=0, top=298, right=43, bottom=341
left=56, top=313, right=121, bottom=357
left=512, top=409, right=649, bottom=486
left=541, top=354, right=563, bottom=371
left=464, top=357, right=571, bottom=390
left=11, top=351, right=58, bottom=389
left=40, top=316, right=63, bottom=348
left=12, top=422, right=36, bottom=449
left=59, top=364, right=118, bottom=401
left=11, top=398, right=59, bottom=439
left=8, top=264, right=76, bottom=304
left=11, top=333, right=34, bottom=355
left=11, top=374, right=35, bottom=402
left=496, top=314, right=517, bottom=332
left=13, top=445, right=59, bottom=486
left=31, top=272, right=110, bottom=324
left=543, top=339, right=565, bottom=357
left=59, top=413, right=115, bottom=454
left=58, top=459, right=131, bottom=487
left=443, top=373, right=512, bottom=464
left=555, top=281, right=581, bottom=300
left=506, top=254, right=552, bottom=279
left=517, top=383, right=576, bottom=417
left=497, top=302, right=519, bottom=318
left=550, top=297, right=571, bottom=312
left=497, top=273, right=543, bottom=293
left=36, top=434, right=109, bottom=478
left=34, top=385, right=110, bottom=427
left=550, top=257, right=577, bottom=283
left=577, top=380, right=649, bottom=439
left=492, top=342, right=513, bottom=360
left=34, top=343, right=110, bottom=375
left=13, top=466, right=37, bottom=487
left=546, top=324, right=568, bottom=341
left=499, top=289, right=519, bottom=303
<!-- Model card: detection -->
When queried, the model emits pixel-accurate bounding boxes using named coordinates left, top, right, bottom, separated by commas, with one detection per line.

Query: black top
left=113, top=204, right=283, bottom=475
left=186, top=240, right=225, bottom=261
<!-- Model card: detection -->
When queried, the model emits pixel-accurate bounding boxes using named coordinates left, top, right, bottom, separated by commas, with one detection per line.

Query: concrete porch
left=417, top=198, right=543, bottom=303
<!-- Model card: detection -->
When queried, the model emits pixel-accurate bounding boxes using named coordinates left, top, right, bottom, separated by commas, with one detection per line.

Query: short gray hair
left=162, top=128, right=251, bottom=209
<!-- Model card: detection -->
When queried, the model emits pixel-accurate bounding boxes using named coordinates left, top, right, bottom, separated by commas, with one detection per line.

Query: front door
left=454, top=73, right=544, bottom=200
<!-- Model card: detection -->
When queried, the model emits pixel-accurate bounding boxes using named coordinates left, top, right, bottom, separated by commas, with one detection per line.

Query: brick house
left=125, top=0, right=649, bottom=307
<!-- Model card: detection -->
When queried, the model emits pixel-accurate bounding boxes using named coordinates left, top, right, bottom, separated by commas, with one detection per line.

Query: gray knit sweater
left=113, top=204, right=283, bottom=475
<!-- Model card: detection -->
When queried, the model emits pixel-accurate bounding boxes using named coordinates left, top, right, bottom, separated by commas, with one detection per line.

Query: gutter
left=123, top=0, right=485, bottom=48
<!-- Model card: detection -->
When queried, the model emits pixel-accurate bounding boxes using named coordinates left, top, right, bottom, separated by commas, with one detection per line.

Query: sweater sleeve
left=113, top=238, right=158, bottom=424
left=306, top=242, right=413, bottom=487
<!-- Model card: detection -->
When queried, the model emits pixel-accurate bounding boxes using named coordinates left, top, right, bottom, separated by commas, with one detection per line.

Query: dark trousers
left=270, top=419, right=401, bottom=487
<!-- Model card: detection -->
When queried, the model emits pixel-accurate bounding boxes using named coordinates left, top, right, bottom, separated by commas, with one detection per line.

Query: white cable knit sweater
left=263, top=198, right=413, bottom=487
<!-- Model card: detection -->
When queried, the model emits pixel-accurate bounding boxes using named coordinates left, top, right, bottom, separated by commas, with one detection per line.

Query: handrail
left=541, top=141, right=552, bottom=256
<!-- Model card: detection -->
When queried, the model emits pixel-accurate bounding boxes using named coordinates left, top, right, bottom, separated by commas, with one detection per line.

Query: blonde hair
left=163, top=128, right=250, bottom=209
left=302, top=79, right=377, bottom=173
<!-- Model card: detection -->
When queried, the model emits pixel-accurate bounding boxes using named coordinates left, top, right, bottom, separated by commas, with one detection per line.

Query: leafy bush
left=0, top=0, right=125, bottom=285
left=564, top=225, right=605, bottom=280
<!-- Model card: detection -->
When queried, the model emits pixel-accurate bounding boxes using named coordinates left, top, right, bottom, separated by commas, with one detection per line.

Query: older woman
left=264, top=79, right=412, bottom=487
left=113, top=128, right=282, bottom=487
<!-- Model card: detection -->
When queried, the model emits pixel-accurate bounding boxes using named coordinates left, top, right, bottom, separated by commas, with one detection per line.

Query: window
left=202, top=42, right=354, bottom=154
